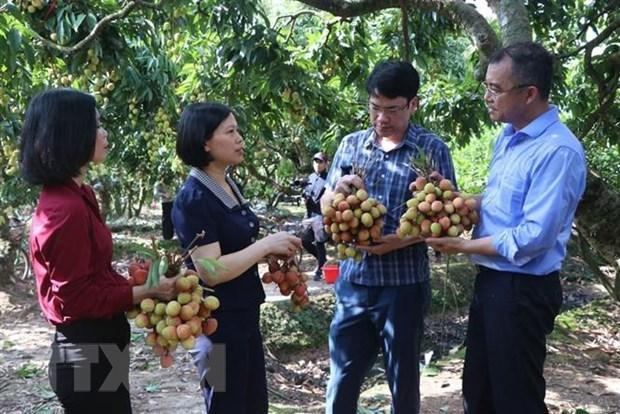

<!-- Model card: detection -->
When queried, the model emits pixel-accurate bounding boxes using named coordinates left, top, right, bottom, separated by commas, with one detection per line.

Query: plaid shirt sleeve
left=325, top=130, right=369, bottom=191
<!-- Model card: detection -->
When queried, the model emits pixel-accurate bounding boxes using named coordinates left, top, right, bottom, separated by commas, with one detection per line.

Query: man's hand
left=356, top=234, right=424, bottom=256
left=424, top=237, right=467, bottom=255
left=333, top=174, right=364, bottom=195
left=426, top=236, right=497, bottom=256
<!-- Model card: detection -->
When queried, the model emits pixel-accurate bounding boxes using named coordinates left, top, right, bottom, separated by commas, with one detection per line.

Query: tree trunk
left=132, top=182, right=146, bottom=218
left=0, top=224, right=15, bottom=286
left=575, top=171, right=620, bottom=262
left=126, top=186, right=134, bottom=219
left=488, top=0, right=531, bottom=45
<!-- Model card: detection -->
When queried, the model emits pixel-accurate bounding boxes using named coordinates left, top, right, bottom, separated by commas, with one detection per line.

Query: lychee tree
left=294, top=0, right=620, bottom=299
left=0, top=0, right=618, bottom=297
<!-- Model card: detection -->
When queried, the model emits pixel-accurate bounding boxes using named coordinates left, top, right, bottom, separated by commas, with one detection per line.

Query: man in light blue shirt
left=427, top=42, right=586, bottom=413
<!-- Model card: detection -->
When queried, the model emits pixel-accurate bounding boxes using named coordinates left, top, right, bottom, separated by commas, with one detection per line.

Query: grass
left=261, top=294, right=335, bottom=354
left=16, top=361, right=44, bottom=379
left=428, top=256, right=476, bottom=314
left=260, top=256, right=476, bottom=354
left=550, top=297, right=617, bottom=344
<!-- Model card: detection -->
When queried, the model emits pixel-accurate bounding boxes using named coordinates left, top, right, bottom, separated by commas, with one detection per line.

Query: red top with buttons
left=29, top=181, right=133, bottom=325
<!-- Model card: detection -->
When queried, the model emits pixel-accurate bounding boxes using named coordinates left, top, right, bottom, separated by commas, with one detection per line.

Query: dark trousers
left=162, top=200, right=174, bottom=240
left=49, top=314, right=132, bottom=413
left=463, top=267, right=563, bottom=414
left=206, top=307, right=268, bottom=414
left=326, top=278, right=430, bottom=414
left=301, top=226, right=326, bottom=272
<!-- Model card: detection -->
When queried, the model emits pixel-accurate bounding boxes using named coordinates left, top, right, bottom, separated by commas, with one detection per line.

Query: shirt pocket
left=495, top=170, right=526, bottom=217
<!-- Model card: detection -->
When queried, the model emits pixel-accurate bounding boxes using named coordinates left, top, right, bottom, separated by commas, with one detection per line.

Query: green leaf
left=86, top=13, right=97, bottom=31
left=123, top=243, right=158, bottom=259
left=57, top=20, right=65, bottom=44
left=145, top=382, right=160, bottom=393
left=73, top=14, right=87, bottom=32
left=422, top=364, right=441, bottom=377
left=196, top=257, right=227, bottom=275
left=3, top=2, right=18, bottom=15
left=197, top=257, right=215, bottom=275
left=157, top=256, right=168, bottom=277
left=7, top=28, right=21, bottom=52
left=16, top=362, right=42, bottom=379
left=146, top=256, right=160, bottom=288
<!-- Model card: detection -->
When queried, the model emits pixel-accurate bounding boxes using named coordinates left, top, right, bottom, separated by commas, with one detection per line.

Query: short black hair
left=176, top=102, right=232, bottom=169
left=366, top=60, right=420, bottom=102
left=489, top=41, right=554, bottom=100
left=19, top=89, right=97, bottom=186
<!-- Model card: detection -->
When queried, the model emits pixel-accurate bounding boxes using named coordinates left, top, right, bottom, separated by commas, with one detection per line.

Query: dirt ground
left=0, top=267, right=618, bottom=414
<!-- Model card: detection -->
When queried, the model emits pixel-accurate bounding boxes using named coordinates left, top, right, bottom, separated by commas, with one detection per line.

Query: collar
left=363, top=124, right=417, bottom=151
left=51, top=180, right=102, bottom=220
left=189, top=167, right=247, bottom=209
left=504, top=105, right=560, bottom=140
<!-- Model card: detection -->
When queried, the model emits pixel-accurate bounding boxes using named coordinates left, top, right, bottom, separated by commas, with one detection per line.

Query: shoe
left=313, top=272, right=323, bottom=282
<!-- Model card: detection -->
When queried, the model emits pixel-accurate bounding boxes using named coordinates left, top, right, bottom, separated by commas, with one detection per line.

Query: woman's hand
left=259, top=231, right=302, bottom=257
left=132, top=275, right=179, bottom=304
left=149, top=275, right=179, bottom=301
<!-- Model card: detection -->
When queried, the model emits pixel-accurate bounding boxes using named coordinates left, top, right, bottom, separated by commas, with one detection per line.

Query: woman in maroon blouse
left=20, top=89, right=178, bottom=413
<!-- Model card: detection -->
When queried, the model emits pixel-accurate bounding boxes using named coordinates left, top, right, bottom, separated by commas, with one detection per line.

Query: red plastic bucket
left=323, top=264, right=340, bottom=284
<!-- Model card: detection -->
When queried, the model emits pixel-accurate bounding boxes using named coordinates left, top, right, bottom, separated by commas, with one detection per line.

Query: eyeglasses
left=313, top=158, right=325, bottom=163
left=482, top=82, right=534, bottom=98
left=368, top=101, right=410, bottom=115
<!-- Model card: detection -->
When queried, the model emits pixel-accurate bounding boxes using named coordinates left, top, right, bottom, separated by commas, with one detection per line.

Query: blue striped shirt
left=326, top=124, right=456, bottom=286
left=471, top=106, right=586, bottom=275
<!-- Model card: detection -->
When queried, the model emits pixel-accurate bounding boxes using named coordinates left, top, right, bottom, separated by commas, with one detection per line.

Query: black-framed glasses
left=313, top=158, right=325, bottom=163
left=368, top=101, right=410, bottom=115
left=482, top=82, right=534, bottom=98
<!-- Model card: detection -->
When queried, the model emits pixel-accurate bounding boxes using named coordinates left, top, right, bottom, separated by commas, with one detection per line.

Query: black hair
left=19, top=88, right=97, bottom=186
left=489, top=41, right=554, bottom=100
left=366, top=60, right=420, bottom=101
left=176, top=102, right=232, bottom=169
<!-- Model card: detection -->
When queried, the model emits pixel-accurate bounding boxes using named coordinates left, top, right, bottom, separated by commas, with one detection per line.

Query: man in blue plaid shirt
left=322, top=61, right=456, bottom=413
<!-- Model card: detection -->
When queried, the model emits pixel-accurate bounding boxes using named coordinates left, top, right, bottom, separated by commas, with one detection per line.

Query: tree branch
left=243, top=160, right=288, bottom=194
left=274, top=10, right=322, bottom=28
left=559, top=18, right=620, bottom=60
left=296, top=0, right=500, bottom=61
left=399, top=0, right=411, bottom=62
left=275, top=11, right=323, bottom=42
left=583, top=19, right=620, bottom=101
left=29, top=0, right=162, bottom=55
left=578, top=84, right=618, bottom=139
left=575, top=224, right=619, bottom=300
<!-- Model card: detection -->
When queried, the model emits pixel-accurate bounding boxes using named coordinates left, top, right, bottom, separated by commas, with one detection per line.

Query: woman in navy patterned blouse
left=172, top=102, right=301, bottom=414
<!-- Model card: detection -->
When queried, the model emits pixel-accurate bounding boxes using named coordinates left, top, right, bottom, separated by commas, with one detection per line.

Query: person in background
left=321, top=61, right=456, bottom=413
left=300, top=151, right=329, bottom=281
left=172, top=102, right=301, bottom=414
left=153, top=181, right=175, bottom=240
left=20, top=88, right=177, bottom=413
left=426, top=42, right=587, bottom=413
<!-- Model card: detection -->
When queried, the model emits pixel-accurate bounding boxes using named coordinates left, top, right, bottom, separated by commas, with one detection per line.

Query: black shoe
left=313, top=272, right=322, bottom=281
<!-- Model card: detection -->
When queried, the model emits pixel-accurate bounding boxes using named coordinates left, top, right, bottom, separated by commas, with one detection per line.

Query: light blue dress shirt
left=471, top=105, right=586, bottom=275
